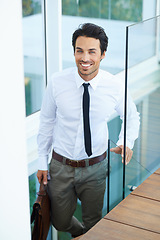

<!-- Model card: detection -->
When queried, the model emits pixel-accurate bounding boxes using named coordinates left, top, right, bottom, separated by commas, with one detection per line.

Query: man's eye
left=90, top=51, right=96, bottom=54
left=77, top=50, right=82, bottom=53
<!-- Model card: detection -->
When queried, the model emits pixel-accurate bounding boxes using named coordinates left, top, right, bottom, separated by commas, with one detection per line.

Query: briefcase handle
left=37, top=181, right=48, bottom=196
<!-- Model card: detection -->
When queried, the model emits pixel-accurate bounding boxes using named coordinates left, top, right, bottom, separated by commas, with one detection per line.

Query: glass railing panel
left=125, top=15, right=160, bottom=198
left=125, top=145, right=151, bottom=197
left=103, top=138, right=123, bottom=215
left=127, top=17, right=157, bottom=68
left=102, top=116, right=123, bottom=215
left=107, top=139, right=151, bottom=204
left=109, top=139, right=123, bottom=211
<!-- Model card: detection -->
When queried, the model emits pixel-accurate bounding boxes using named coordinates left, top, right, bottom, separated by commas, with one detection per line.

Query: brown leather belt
left=52, top=151, right=106, bottom=168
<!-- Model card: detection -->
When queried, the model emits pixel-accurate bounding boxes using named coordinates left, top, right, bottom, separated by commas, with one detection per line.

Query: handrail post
left=107, top=139, right=110, bottom=213
left=123, top=26, right=129, bottom=199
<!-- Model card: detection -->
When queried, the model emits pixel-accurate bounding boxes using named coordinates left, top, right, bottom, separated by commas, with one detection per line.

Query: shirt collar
left=75, top=68, right=101, bottom=90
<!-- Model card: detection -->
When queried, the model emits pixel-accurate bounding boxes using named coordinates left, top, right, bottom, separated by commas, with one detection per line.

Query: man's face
left=74, top=36, right=105, bottom=81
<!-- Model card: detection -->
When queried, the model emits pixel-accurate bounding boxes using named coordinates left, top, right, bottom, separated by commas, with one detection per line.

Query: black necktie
left=82, top=83, right=92, bottom=157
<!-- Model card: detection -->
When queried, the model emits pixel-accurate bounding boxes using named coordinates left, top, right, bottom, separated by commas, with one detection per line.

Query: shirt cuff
left=116, top=139, right=134, bottom=150
left=38, top=156, right=48, bottom=171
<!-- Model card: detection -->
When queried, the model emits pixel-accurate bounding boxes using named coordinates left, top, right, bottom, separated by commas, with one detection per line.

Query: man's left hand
left=110, top=145, right=133, bottom=165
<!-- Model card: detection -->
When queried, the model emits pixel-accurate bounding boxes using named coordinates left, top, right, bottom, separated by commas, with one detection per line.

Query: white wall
left=0, top=1, right=31, bottom=239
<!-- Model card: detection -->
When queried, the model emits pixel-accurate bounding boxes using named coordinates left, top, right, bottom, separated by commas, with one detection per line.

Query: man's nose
left=82, top=53, right=89, bottom=62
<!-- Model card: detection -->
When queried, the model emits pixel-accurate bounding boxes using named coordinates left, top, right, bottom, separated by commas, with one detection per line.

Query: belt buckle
left=67, top=159, right=79, bottom=167
left=74, top=160, right=81, bottom=167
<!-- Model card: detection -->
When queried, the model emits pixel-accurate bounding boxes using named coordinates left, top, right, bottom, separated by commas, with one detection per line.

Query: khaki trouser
left=48, top=157, right=108, bottom=237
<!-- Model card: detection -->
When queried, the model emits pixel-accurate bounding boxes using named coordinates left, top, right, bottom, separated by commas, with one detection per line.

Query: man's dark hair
left=72, top=23, right=108, bottom=55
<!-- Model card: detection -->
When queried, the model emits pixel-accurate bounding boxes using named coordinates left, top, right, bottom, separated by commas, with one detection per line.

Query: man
left=37, top=23, right=140, bottom=237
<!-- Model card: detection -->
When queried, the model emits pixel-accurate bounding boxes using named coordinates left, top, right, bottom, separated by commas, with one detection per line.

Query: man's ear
left=101, top=51, right=106, bottom=60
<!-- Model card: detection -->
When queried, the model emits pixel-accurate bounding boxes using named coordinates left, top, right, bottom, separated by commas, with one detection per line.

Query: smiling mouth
left=81, top=63, right=91, bottom=67
left=80, top=62, right=92, bottom=69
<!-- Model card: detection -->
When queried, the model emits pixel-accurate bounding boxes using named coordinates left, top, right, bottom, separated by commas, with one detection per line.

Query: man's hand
left=37, top=170, right=48, bottom=185
left=110, top=145, right=133, bottom=165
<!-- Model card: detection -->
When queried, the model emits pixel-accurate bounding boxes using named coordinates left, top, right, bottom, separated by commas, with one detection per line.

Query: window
left=22, top=0, right=46, bottom=116
left=62, top=0, right=143, bottom=22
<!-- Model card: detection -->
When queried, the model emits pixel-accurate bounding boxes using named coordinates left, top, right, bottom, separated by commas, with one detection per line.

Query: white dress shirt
left=37, top=67, right=140, bottom=170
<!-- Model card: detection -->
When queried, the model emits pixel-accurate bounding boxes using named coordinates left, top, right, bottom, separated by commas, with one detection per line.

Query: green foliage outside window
left=22, top=0, right=41, bottom=17
left=62, top=0, right=143, bottom=22
left=111, top=0, right=142, bottom=21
